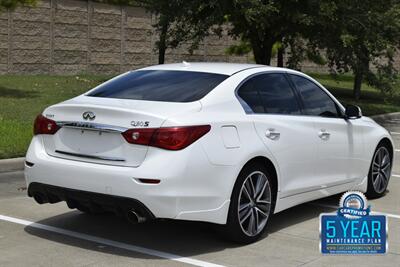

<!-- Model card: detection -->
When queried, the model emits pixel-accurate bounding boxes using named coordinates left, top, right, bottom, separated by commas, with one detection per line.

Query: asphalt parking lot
left=1, top=117, right=399, bottom=267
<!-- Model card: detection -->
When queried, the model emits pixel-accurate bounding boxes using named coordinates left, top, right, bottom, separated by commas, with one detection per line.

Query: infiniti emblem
left=82, top=111, right=96, bottom=121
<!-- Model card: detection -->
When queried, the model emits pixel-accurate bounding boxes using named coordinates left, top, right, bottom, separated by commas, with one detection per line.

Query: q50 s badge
left=320, top=191, right=387, bottom=254
left=131, top=121, right=150, bottom=127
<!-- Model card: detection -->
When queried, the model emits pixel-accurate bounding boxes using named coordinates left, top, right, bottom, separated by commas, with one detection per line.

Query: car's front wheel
left=225, top=163, right=275, bottom=243
left=366, top=142, right=392, bottom=199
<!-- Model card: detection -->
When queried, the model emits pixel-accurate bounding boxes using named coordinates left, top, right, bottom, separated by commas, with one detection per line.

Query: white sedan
left=25, top=62, right=394, bottom=243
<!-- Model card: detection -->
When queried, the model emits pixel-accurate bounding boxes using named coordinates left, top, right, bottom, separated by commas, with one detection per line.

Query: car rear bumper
left=28, top=182, right=155, bottom=221
left=25, top=136, right=235, bottom=224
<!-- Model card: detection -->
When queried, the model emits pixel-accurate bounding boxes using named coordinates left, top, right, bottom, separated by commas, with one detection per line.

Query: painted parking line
left=393, top=174, right=400, bottom=178
left=310, top=203, right=400, bottom=219
left=395, top=149, right=400, bottom=152
left=391, top=132, right=400, bottom=135
left=0, top=214, right=225, bottom=267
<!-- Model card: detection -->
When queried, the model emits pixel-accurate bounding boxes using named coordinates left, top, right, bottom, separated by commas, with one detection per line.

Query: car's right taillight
left=33, top=114, right=60, bottom=135
left=122, top=125, right=211, bottom=150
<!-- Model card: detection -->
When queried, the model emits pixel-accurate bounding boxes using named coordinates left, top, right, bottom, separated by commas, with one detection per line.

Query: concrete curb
left=0, top=157, right=25, bottom=173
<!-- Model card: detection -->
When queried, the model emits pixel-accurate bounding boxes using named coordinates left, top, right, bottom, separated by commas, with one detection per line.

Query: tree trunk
left=277, top=46, right=284, bottom=67
left=353, top=72, right=363, bottom=100
left=353, top=46, right=370, bottom=100
left=158, top=19, right=168, bottom=64
left=251, top=40, right=274, bottom=65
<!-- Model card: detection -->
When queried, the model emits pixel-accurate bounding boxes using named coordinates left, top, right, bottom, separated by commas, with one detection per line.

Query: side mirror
left=345, top=105, right=362, bottom=119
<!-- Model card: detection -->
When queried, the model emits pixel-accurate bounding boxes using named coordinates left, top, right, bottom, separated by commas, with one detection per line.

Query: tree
left=220, top=0, right=308, bottom=65
left=0, top=0, right=36, bottom=10
left=101, top=0, right=316, bottom=66
left=308, top=1, right=400, bottom=100
left=179, top=1, right=324, bottom=67
left=135, top=0, right=188, bottom=64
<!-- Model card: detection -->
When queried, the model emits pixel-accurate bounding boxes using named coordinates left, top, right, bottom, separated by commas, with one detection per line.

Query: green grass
left=0, top=73, right=399, bottom=159
left=309, top=73, right=400, bottom=116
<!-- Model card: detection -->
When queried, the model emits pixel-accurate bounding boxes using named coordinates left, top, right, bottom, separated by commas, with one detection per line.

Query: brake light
left=33, top=114, right=60, bottom=135
left=152, top=125, right=211, bottom=150
left=122, top=125, right=211, bottom=150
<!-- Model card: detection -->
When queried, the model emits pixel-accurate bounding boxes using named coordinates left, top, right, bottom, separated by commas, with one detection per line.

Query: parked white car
left=25, top=63, right=394, bottom=243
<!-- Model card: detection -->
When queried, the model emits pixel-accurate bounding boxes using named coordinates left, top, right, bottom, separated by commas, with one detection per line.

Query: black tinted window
left=238, top=73, right=301, bottom=115
left=257, top=74, right=301, bottom=115
left=87, top=70, right=228, bottom=102
left=290, top=75, right=339, bottom=118
left=237, top=78, right=265, bottom=113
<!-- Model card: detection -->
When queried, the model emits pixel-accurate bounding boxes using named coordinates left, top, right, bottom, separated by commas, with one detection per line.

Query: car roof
left=138, top=62, right=274, bottom=76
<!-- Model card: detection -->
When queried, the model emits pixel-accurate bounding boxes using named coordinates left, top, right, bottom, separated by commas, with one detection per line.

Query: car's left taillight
left=33, top=114, right=60, bottom=135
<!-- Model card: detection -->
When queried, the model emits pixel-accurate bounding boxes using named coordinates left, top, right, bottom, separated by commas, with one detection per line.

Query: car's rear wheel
left=225, top=163, right=275, bottom=243
left=366, top=143, right=392, bottom=199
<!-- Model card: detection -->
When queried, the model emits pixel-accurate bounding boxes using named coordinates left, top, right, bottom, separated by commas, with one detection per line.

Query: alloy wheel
left=371, top=147, right=391, bottom=194
left=238, top=171, right=272, bottom=237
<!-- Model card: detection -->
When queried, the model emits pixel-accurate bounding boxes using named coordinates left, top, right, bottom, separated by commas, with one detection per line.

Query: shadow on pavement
left=23, top=195, right=340, bottom=260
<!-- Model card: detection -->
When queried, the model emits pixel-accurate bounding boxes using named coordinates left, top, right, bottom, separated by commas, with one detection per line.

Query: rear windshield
left=87, top=70, right=229, bottom=102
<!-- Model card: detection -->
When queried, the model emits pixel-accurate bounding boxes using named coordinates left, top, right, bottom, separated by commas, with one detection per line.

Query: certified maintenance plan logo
left=320, top=191, right=387, bottom=254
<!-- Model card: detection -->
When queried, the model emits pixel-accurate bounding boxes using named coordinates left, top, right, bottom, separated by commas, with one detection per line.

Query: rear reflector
left=122, top=125, right=211, bottom=150
left=25, top=161, right=35, bottom=167
left=122, top=128, right=156, bottom=145
left=34, top=114, right=60, bottom=135
left=136, top=178, right=160, bottom=184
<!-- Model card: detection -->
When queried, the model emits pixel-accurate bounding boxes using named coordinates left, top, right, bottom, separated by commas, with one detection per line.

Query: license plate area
left=56, top=128, right=124, bottom=155
left=44, top=127, right=149, bottom=167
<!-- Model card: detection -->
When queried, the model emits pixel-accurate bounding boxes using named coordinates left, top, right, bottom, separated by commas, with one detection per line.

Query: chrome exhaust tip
left=126, top=209, right=146, bottom=224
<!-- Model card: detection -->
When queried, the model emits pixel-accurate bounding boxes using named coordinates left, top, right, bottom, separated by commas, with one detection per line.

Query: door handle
left=265, top=129, right=280, bottom=140
left=318, top=129, right=331, bottom=140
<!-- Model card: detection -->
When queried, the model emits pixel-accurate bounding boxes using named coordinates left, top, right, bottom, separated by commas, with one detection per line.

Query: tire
left=224, top=162, right=276, bottom=243
left=366, top=143, right=392, bottom=199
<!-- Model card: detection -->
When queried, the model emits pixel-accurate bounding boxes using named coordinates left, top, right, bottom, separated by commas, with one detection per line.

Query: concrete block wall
left=0, top=0, right=251, bottom=75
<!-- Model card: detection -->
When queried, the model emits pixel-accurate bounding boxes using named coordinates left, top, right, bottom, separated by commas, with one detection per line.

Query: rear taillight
left=122, top=125, right=211, bottom=150
left=33, top=114, right=60, bottom=135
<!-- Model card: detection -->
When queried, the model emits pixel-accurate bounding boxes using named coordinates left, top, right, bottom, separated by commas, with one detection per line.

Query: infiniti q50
left=25, top=63, right=394, bottom=243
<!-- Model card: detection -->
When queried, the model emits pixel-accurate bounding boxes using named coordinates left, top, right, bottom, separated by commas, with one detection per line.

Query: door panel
left=288, top=73, right=365, bottom=186
left=253, top=115, right=318, bottom=197
left=314, top=118, right=364, bottom=183
left=237, top=73, right=321, bottom=198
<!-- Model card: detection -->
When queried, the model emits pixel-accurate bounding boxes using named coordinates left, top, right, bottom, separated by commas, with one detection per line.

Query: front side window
left=87, top=70, right=228, bottom=102
left=238, top=73, right=301, bottom=115
left=289, top=75, right=340, bottom=118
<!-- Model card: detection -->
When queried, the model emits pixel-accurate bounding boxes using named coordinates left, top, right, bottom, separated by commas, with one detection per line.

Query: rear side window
left=289, top=75, right=340, bottom=118
left=238, top=73, right=301, bottom=115
left=237, top=78, right=265, bottom=113
left=87, top=70, right=228, bottom=102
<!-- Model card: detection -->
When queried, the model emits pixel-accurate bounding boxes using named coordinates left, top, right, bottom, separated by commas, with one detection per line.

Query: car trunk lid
left=41, top=96, right=202, bottom=167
